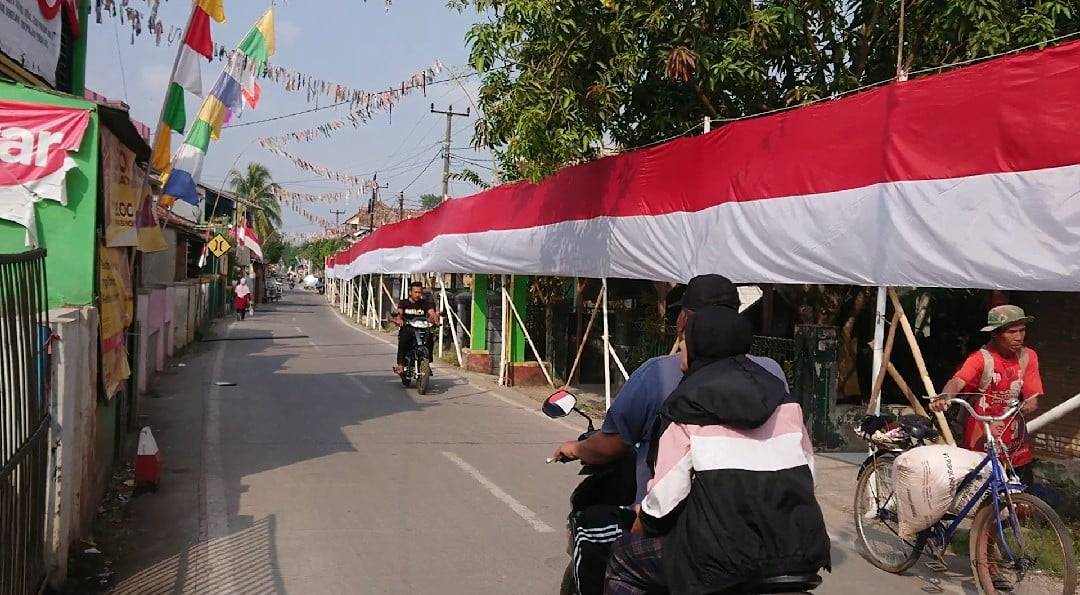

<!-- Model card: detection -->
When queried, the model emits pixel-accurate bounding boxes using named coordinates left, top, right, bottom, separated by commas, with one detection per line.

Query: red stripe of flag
left=184, top=7, right=214, bottom=59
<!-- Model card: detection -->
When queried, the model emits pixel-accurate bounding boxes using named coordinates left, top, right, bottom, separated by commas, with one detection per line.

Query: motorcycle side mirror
left=543, top=390, right=577, bottom=419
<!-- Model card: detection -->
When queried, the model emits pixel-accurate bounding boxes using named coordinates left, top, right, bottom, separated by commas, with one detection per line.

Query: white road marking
left=442, top=451, right=556, bottom=534
left=201, top=323, right=236, bottom=590
left=294, top=326, right=303, bottom=333
left=344, top=374, right=374, bottom=395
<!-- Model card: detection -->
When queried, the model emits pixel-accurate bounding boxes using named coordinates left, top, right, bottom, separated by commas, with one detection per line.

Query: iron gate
left=0, top=249, right=50, bottom=595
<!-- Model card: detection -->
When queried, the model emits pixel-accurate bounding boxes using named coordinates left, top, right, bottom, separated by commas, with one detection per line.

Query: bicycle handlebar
left=927, top=395, right=1022, bottom=423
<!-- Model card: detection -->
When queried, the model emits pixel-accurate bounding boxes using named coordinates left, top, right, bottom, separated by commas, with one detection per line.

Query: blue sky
left=85, top=0, right=491, bottom=234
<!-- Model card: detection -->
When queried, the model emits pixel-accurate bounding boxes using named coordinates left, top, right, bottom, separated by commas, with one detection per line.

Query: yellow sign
left=208, top=234, right=232, bottom=257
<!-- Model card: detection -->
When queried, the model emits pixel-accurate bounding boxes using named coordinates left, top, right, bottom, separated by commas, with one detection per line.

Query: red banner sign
left=0, top=99, right=91, bottom=245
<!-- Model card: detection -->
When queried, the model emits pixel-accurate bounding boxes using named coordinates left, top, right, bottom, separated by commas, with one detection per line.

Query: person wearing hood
left=604, top=306, right=831, bottom=595
left=234, top=278, right=252, bottom=321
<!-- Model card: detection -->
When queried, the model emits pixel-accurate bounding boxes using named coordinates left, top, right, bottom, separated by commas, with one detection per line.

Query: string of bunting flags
left=281, top=196, right=347, bottom=231
left=263, top=145, right=374, bottom=188
left=272, top=187, right=357, bottom=204
left=92, top=2, right=440, bottom=109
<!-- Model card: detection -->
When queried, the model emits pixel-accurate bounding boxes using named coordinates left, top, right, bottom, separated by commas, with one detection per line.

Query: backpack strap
left=977, top=348, right=995, bottom=392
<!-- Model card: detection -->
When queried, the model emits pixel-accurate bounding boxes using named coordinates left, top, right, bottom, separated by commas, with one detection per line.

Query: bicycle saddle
left=898, top=414, right=939, bottom=441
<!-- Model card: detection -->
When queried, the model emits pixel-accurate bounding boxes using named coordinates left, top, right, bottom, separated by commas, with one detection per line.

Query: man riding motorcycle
left=550, top=275, right=789, bottom=595
left=392, top=281, right=439, bottom=375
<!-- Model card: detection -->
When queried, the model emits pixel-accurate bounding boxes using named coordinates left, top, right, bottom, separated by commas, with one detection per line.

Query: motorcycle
left=543, top=390, right=637, bottom=595
left=543, top=390, right=825, bottom=595
left=399, top=319, right=433, bottom=395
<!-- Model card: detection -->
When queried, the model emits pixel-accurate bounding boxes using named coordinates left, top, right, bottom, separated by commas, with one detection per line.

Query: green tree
left=298, top=237, right=349, bottom=268
left=228, top=162, right=283, bottom=241
left=455, top=0, right=1077, bottom=182
left=419, top=193, right=444, bottom=210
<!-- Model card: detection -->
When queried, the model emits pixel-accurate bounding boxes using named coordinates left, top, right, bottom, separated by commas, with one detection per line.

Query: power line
left=401, top=152, right=443, bottom=193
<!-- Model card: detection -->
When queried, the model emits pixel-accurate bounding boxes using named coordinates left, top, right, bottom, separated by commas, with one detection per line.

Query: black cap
left=673, top=274, right=739, bottom=311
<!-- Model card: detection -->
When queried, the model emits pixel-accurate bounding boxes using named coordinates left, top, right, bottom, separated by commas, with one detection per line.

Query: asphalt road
left=109, top=290, right=979, bottom=595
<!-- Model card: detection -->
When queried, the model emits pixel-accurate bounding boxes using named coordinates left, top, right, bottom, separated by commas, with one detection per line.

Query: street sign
left=207, top=234, right=232, bottom=258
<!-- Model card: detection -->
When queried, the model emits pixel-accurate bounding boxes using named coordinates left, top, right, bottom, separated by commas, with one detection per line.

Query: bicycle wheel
left=853, top=453, right=924, bottom=573
left=970, top=492, right=1076, bottom=595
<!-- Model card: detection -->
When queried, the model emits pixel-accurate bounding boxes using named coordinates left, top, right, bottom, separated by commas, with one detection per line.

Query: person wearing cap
left=550, top=275, right=788, bottom=505
left=930, top=304, right=1042, bottom=482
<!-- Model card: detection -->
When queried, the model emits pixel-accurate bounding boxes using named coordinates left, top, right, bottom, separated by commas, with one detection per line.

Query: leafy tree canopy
left=454, top=0, right=1077, bottom=182
left=298, top=237, right=349, bottom=269
left=419, top=193, right=444, bottom=210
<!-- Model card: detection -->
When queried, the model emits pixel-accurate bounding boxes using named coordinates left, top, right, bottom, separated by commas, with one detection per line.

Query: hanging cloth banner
left=0, top=100, right=91, bottom=246
left=99, top=244, right=133, bottom=399
left=329, top=40, right=1080, bottom=291
left=101, top=127, right=140, bottom=247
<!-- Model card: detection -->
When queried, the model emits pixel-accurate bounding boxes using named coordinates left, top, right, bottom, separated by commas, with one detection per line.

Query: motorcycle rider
left=392, top=281, right=439, bottom=374
left=550, top=275, right=788, bottom=505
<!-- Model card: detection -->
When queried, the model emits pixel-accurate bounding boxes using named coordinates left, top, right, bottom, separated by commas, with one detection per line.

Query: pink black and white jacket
left=640, top=355, right=831, bottom=595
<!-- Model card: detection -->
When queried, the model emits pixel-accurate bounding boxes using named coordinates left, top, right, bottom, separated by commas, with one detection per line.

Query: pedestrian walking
left=234, top=278, right=252, bottom=321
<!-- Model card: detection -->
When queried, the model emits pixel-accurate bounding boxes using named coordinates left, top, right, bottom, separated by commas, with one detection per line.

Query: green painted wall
left=470, top=274, right=488, bottom=351
left=509, top=275, right=528, bottom=362
left=0, top=82, right=99, bottom=308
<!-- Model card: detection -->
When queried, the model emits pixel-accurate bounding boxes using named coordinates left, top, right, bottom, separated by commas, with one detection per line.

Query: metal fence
left=0, top=250, right=50, bottom=595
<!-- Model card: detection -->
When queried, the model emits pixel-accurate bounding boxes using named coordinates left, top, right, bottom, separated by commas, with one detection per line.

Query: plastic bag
left=894, top=445, right=986, bottom=537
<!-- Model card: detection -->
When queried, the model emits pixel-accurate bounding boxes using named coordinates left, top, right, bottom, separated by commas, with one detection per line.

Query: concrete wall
left=44, top=306, right=100, bottom=585
left=0, top=82, right=99, bottom=308
left=140, top=228, right=179, bottom=286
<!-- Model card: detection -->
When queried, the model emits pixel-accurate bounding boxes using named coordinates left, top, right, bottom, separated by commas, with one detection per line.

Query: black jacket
left=639, top=309, right=831, bottom=594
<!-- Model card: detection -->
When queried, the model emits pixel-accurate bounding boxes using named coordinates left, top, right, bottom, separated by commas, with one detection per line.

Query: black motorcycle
left=543, top=390, right=825, bottom=595
left=399, top=319, right=433, bottom=395
left=543, top=390, right=637, bottom=595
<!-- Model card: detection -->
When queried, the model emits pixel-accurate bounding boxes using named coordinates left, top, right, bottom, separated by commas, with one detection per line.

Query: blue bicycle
left=854, top=396, right=1076, bottom=594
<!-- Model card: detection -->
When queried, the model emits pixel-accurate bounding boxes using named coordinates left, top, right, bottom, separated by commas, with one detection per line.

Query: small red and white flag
left=237, top=224, right=263, bottom=260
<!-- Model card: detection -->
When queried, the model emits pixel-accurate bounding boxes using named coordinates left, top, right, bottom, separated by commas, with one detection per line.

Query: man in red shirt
left=931, top=305, right=1042, bottom=483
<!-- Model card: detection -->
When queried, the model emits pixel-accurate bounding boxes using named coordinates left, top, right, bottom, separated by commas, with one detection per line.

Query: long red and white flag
left=0, top=100, right=91, bottom=246
left=330, top=40, right=1080, bottom=291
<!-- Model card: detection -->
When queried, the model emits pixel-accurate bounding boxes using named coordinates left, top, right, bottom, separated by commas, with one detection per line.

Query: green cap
left=981, top=305, right=1034, bottom=332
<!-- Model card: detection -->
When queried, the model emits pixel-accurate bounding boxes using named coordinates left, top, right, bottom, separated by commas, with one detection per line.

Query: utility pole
left=329, top=209, right=346, bottom=226
left=398, top=191, right=405, bottom=221
left=430, top=103, right=470, bottom=200
left=367, top=173, right=390, bottom=232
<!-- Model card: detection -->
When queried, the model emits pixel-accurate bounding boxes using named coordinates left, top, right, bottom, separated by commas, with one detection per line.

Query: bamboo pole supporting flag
left=887, top=288, right=955, bottom=445
left=563, top=287, right=603, bottom=391
left=502, top=287, right=555, bottom=388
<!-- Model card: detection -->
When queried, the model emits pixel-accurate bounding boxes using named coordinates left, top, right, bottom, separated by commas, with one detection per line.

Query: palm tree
left=228, top=162, right=282, bottom=241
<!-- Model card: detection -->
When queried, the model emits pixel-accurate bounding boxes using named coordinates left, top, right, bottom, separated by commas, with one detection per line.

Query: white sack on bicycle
left=894, top=445, right=986, bottom=537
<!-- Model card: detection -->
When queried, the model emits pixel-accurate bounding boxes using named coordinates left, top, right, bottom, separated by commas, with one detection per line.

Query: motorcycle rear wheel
left=417, top=359, right=431, bottom=395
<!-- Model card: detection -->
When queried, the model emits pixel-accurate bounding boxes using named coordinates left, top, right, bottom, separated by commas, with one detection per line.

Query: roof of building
left=343, top=199, right=425, bottom=232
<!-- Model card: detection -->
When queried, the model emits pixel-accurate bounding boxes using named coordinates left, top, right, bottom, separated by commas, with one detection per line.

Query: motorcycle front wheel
left=417, top=359, right=431, bottom=395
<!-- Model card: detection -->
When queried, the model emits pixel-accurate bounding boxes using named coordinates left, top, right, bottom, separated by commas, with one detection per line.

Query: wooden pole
left=503, top=288, right=555, bottom=387
left=563, top=287, right=603, bottom=390
left=602, top=278, right=612, bottom=410
left=887, top=288, right=955, bottom=445
left=886, top=363, right=931, bottom=419
left=866, top=309, right=901, bottom=415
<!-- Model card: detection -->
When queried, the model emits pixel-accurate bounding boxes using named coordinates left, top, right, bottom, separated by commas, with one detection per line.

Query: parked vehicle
left=399, top=319, right=433, bottom=394
left=315, top=279, right=325, bottom=294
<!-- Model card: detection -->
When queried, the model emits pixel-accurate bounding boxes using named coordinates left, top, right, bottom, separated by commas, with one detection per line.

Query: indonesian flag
left=0, top=100, right=91, bottom=246
left=237, top=224, right=263, bottom=260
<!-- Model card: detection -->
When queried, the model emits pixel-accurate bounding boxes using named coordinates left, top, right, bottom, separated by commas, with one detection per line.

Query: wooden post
left=886, top=363, right=931, bottom=419
left=503, top=287, right=555, bottom=387
left=887, top=288, right=955, bottom=445
left=563, top=286, right=602, bottom=390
